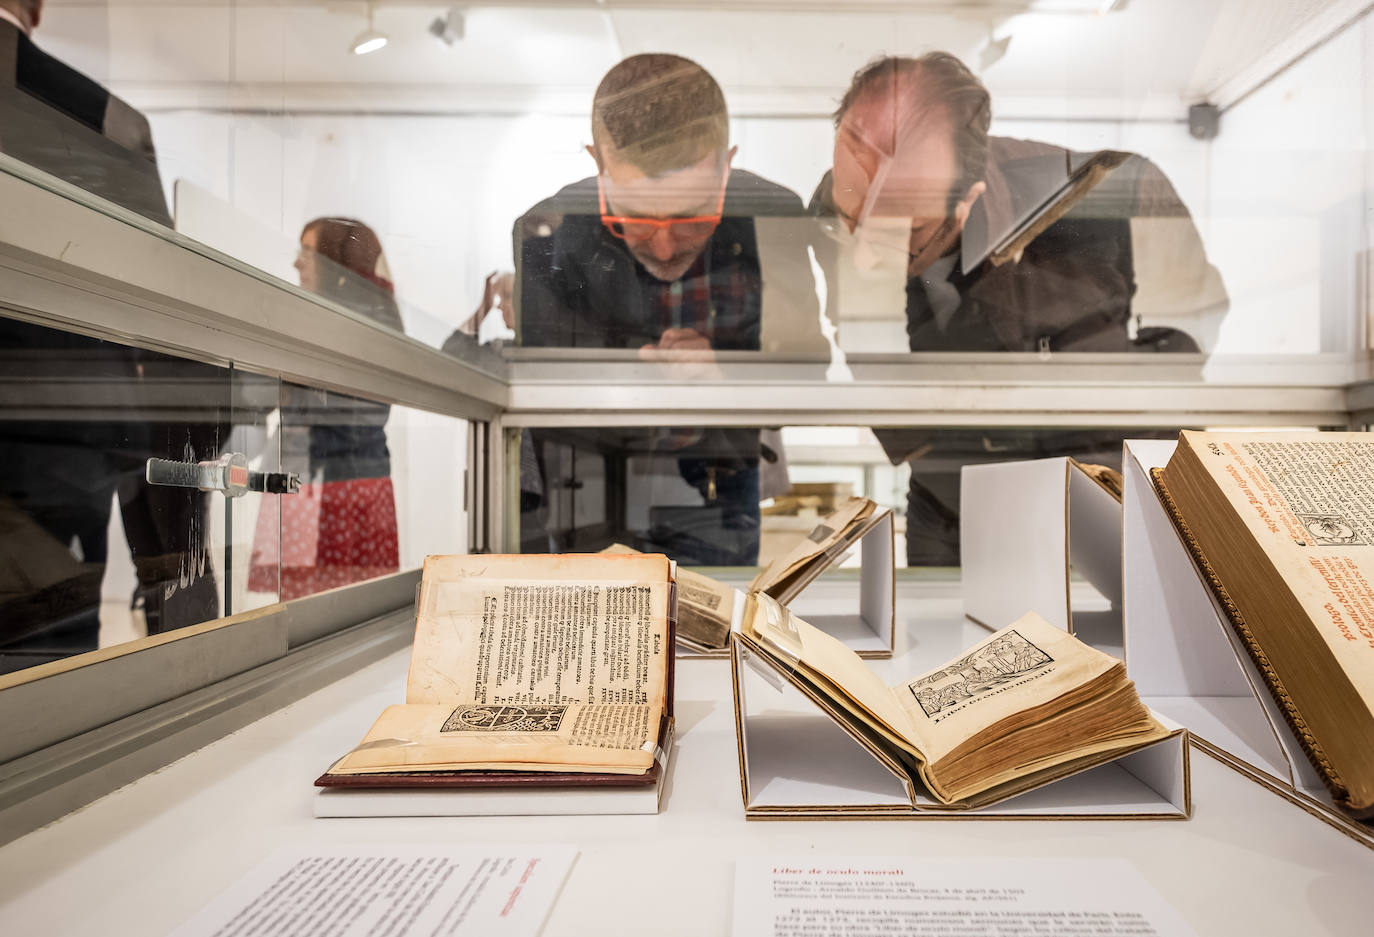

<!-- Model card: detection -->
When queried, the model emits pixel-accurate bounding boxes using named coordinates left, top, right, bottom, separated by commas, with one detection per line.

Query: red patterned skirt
left=247, top=476, right=400, bottom=600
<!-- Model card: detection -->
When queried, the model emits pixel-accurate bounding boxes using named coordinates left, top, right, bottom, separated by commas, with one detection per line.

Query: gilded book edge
left=1149, top=466, right=1359, bottom=813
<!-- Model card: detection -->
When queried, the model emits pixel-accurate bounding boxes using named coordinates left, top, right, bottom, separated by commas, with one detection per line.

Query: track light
left=429, top=7, right=466, bottom=46
left=351, top=4, right=388, bottom=56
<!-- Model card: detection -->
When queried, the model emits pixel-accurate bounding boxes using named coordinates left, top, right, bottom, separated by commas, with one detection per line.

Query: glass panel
left=4, top=1, right=1371, bottom=583
left=266, top=384, right=469, bottom=603
left=228, top=368, right=281, bottom=616
left=0, top=314, right=235, bottom=674
left=516, top=422, right=1180, bottom=570
left=3, top=2, right=1365, bottom=380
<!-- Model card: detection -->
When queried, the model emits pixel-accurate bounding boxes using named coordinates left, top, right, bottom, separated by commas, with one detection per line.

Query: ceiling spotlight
left=351, top=4, right=388, bottom=56
left=429, top=7, right=466, bottom=46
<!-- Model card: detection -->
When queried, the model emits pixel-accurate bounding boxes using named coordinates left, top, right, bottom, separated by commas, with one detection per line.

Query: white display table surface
left=0, top=582, right=1371, bottom=936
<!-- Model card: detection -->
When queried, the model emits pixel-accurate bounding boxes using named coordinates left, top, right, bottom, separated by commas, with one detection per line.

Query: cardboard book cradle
left=762, top=506, right=897, bottom=660
left=1122, top=439, right=1374, bottom=849
left=961, top=457, right=1124, bottom=657
left=728, top=630, right=1190, bottom=820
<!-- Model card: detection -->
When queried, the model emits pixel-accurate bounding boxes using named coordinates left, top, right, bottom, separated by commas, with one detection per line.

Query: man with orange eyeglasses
left=513, top=53, right=825, bottom=565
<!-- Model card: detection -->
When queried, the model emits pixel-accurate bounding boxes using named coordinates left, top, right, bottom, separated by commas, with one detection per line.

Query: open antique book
left=1154, top=430, right=1374, bottom=818
left=738, top=594, right=1170, bottom=809
left=604, top=496, right=891, bottom=655
left=316, top=552, right=675, bottom=789
left=750, top=496, right=885, bottom=604
left=602, top=543, right=736, bottom=652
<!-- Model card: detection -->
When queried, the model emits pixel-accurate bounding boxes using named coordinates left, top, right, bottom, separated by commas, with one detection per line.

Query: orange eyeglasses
left=597, top=167, right=729, bottom=242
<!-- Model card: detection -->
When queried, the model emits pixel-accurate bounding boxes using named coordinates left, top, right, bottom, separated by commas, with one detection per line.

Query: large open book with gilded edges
left=1153, top=430, right=1374, bottom=819
left=733, top=594, right=1180, bottom=813
left=316, top=552, right=675, bottom=794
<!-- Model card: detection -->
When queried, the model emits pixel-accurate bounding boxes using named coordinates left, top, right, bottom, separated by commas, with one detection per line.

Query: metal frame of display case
left=0, top=154, right=1370, bottom=842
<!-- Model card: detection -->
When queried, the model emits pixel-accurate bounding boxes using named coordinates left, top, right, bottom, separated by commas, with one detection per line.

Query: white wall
left=1203, top=18, right=1370, bottom=355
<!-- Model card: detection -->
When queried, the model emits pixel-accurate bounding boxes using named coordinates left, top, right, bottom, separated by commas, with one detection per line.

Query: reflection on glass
left=248, top=380, right=400, bottom=599
left=246, top=394, right=470, bottom=602
left=520, top=426, right=772, bottom=567
left=0, top=317, right=225, bottom=674
left=515, top=53, right=827, bottom=356
left=0, top=0, right=171, bottom=226
left=247, top=219, right=403, bottom=600
left=806, top=53, right=1227, bottom=564
left=5, top=3, right=1367, bottom=579
left=810, top=53, right=1228, bottom=358
left=512, top=54, right=833, bottom=566
left=293, top=218, right=405, bottom=335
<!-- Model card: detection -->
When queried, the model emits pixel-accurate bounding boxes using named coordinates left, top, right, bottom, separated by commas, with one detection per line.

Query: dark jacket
left=515, top=168, right=824, bottom=353
left=810, top=136, right=1226, bottom=355
left=0, top=28, right=220, bottom=643
left=288, top=262, right=403, bottom=483
left=0, top=20, right=171, bottom=226
left=809, top=136, right=1227, bottom=564
left=512, top=167, right=822, bottom=565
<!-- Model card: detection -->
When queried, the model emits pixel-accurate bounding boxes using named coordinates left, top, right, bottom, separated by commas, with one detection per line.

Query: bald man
left=812, top=53, right=1227, bottom=565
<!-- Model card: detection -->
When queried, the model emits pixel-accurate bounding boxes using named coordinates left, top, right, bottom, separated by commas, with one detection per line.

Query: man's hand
left=907, top=181, right=986, bottom=279
left=459, top=270, right=516, bottom=335
left=639, top=329, right=721, bottom=450
left=638, top=328, right=725, bottom=382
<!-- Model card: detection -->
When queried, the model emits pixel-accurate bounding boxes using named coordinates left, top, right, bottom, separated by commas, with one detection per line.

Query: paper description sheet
left=168, top=845, right=576, bottom=937
left=734, top=857, right=1197, bottom=936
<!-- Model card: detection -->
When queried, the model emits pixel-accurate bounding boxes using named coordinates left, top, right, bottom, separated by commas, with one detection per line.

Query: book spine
left=1149, top=467, right=1355, bottom=811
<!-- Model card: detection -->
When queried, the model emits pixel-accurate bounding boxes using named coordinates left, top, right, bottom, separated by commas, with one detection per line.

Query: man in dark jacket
left=810, top=53, right=1227, bottom=565
left=0, top=0, right=171, bottom=224
left=0, top=0, right=221, bottom=670
left=515, top=53, right=826, bottom=565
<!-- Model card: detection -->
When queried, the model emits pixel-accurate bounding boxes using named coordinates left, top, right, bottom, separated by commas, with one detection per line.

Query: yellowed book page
left=950, top=711, right=1169, bottom=803
left=748, top=497, right=875, bottom=596
left=406, top=553, right=671, bottom=709
left=601, top=544, right=733, bottom=648
left=330, top=703, right=656, bottom=776
left=932, top=724, right=1172, bottom=810
left=743, top=594, right=919, bottom=749
left=1178, top=431, right=1374, bottom=717
left=1071, top=459, right=1124, bottom=502
left=894, top=613, right=1122, bottom=765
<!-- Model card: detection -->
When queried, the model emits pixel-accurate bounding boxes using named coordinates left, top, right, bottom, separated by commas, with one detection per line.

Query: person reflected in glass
left=513, top=53, right=827, bottom=565
left=0, top=0, right=171, bottom=224
left=810, top=53, right=1228, bottom=565
left=1, top=0, right=224, bottom=672
left=248, top=218, right=402, bottom=599
left=453, top=271, right=516, bottom=342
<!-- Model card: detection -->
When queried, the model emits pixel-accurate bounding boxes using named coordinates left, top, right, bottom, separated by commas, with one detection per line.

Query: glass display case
left=1, top=0, right=1372, bottom=852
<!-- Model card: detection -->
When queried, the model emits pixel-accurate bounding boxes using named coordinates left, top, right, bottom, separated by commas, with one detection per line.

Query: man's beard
left=630, top=244, right=704, bottom=282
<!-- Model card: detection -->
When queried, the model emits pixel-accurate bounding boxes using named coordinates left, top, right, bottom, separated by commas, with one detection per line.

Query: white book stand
left=961, top=457, right=1124, bottom=656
